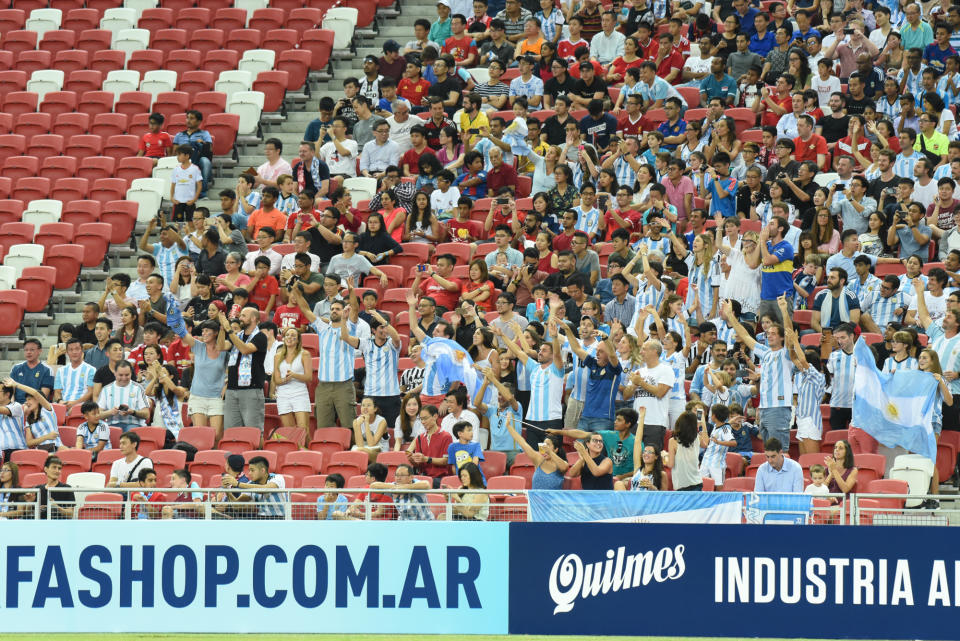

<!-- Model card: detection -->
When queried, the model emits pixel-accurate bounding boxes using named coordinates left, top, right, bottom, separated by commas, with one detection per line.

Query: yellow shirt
left=518, top=139, right=549, bottom=174
left=459, top=110, right=490, bottom=147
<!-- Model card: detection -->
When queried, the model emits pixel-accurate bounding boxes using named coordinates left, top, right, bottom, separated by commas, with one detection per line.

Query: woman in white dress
left=272, top=327, right=313, bottom=433
left=716, top=224, right=762, bottom=319
left=353, top=396, right=389, bottom=463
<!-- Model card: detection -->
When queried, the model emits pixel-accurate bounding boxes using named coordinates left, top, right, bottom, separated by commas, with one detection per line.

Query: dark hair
left=673, top=412, right=699, bottom=447
left=764, top=437, right=783, bottom=453
left=459, top=461, right=485, bottom=489
left=367, top=462, right=388, bottom=482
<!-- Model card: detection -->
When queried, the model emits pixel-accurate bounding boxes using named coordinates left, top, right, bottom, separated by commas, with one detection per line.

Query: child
left=614, top=67, right=643, bottom=110
left=453, top=151, right=488, bottom=201
left=170, top=144, right=203, bottom=223
left=784, top=324, right=827, bottom=455
left=316, top=472, right=350, bottom=519
left=805, top=463, right=830, bottom=496
left=793, top=256, right=819, bottom=309
left=727, top=402, right=759, bottom=462
left=74, top=401, right=110, bottom=459
left=525, top=284, right=551, bottom=323
left=447, top=197, right=484, bottom=242
left=275, top=174, right=298, bottom=216
left=473, top=370, right=523, bottom=464
left=137, top=112, right=172, bottom=165
left=699, top=403, right=736, bottom=488
left=446, top=421, right=486, bottom=478
left=641, top=131, right=663, bottom=166
left=246, top=256, right=279, bottom=316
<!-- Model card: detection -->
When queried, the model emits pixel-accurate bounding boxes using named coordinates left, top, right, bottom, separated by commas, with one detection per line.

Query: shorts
left=700, top=463, right=725, bottom=486
left=172, top=202, right=195, bottom=221
left=796, top=415, right=822, bottom=441
left=419, top=393, right=446, bottom=408
left=276, top=392, right=311, bottom=415
left=187, top=394, right=224, bottom=417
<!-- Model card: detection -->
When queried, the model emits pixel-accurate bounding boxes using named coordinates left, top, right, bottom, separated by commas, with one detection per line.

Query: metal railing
left=0, top=488, right=954, bottom=524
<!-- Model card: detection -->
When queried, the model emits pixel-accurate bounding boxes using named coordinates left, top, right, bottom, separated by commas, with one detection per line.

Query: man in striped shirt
left=562, top=316, right=600, bottom=431
left=913, top=277, right=960, bottom=436
left=826, top=323, right=858, bottom=431
left=97, top=362, right=150, bottom=433
left=222, top=455, right=286, bottom=519
left=341, top=307, right=402, bottom=429
left=724, top=299, right=794, bottom=450
left=861, top=275, right=909, bottom=333
left=53, top=339, right=96, bottom=409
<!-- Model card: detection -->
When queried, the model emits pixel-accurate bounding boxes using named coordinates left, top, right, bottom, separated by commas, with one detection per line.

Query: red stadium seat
left=276, top=49, right=311, bottom=90
left=212, top=8, right=246, bottom=33
left=261, top=29, right=298, bottom=58
left=205, top=112, right=239, bottom=156
left=39, top=91, right=79, bottom=119
left=286, top=7, right=322, bottom=33
left=174, top=7, right=211, bottom=33
left=11, top=449, right=47, bottom=477
left=64, top=70, right=104, bottom=96
left=88, top=177, right=127, bottom=204
left=128, top=50, right=165, bottom=80
left=177, top=426, right=215, bottom=451
left=150, top=448, right=187, bottom=480
left=116, top=156, right=154, bottom=184
left=87, top=0, right=124, bottom=12
left=201, top=49, right=239, bottom=77
left=178, top=70, right=215, bottom=98
left=39, top=30, right=77, bottom=56
left=57, top=448, right=92, bottom=474
left=325, top=450, right=368, bottom=479
left=2, top=92, right=39, bottom=119
left=77, top=91, right=114, bottom=119
left=62, top=8, right=98, bottom=33
left=60, top=199, right=101, bottom=228
left=138, top=8, right=174, bottom=33
left=51, top=112, right=89, bottom=140
left=12, top=177, right=51, bottom=202
left=43, top=243, right=84, bottom=289
left=15, top=113, right=52, bottom=142
left=0, top=201, right=25, bottom=226
left=151, top=29, right=188, bottom=57
left=225, top=29, right=262, bottom=55
left=90, top=113, right=128, bottom=139
left=25, top=134, right=64, bottom=164
left=299, top=29, right=334, bottom=70
left=0, top=70, right=27, bottom=94
left=0, top=10, right=26, bottom=33
left=15, top=265, right=56, bottom=311
left=1, top=156, right=40, bottom=182
left=127, top=426, right=166, bottom=457
left=151, top=91, right=189, bottom=122
left=75, top=29, right=112, bottom=58
left=253, top=71, right=288, bottom=112
left=99, top=199, right=137, bottom=244
left=66, top=135, right=105, bottom=160
left=0, top=113, right=9, bottom=135
left=251, top=8, right=285, bottom=31
left=114, top=91, right=152, bottom=118
left=74, top=222, right=111, bottom=267
left=74, top=155, right=113, bottom=182
left=219, top=426, right=262, bottom=454
left=0, top=176, right=10, bottom=199
left=2, top=31, right=39, bottom=58
left=343, top=0, right=375, bottom=27
left=101, top=134, right=139, bottom=161
left=89, top=50, right=126, bottom=76
left=15, top=51, right=53, bottom=77
left=193, top=91, right=227, bottom=117
left=191, top=29, right=225, bottom=57
left=50, top=177, right=89, bottom=203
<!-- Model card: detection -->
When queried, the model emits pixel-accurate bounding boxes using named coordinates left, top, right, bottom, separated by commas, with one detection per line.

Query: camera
left=468, top=128, right=479, bottom=134
left=285, top=275, right=300, bottom=291
left=526, top=263, right=537, bottom=275
left=496, top=197, right=509, bottom=204
left=417, top=264, right=428, bottom=273
left=118, top=404, right=129, bottom=412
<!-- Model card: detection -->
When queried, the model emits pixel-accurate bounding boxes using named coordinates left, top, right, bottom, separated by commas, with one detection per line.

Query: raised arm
left=558, top=322, right=587, bottom=360
left=913, top=277, right=932, bottom=329
left=721, top=299, right=757, bottom=351
left=406, top=291, right=428, bottom=343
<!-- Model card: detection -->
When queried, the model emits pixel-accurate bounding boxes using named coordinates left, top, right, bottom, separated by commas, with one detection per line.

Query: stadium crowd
left=2, top=0, right=960, bottom=517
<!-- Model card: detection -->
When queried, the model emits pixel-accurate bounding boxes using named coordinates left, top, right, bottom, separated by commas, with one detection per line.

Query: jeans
left=578, top=416, right=613, bottom=432
left=757, top=297, right=793, bottom=325
left=197, top=157, right=212, bottom=195
left=758, top=406, right=792, bottom=451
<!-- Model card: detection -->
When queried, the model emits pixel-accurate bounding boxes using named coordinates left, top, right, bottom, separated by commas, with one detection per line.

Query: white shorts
left=700, top=463, right=725, bottom=486
left=796, top=415, right=821, bottom=441
left=276, top=392, right=311, bottom=415
left=187, top=395, right=224, bottom=417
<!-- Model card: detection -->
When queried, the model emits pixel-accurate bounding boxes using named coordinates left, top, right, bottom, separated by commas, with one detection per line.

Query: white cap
left=437, top=0, right=450, bottom=6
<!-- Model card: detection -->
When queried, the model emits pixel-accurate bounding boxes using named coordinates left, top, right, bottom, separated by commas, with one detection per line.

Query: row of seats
left=0, top=174, right=164, bottom=221
left=3, top=0, right=381, bottom=16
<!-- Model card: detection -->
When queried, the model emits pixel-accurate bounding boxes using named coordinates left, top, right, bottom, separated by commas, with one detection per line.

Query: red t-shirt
left=463, top=280, right=496, bottom=311
left=447, top=219, right=483, bottom=242
left=398, top=77, right=433, bottom=107
left=139, top=132, right=172, bottom=158
left=401, top=147, right=437, bottom=174
left=165, top=339, right=191, bottom=376
left=792, top=134, right=828, bottom=168
left=128, top=343, right=169, bottom=374
left=248, top=275, right=279, bottom=311
left=655, top=50, right=683, bottom=83
left=273, top=305, right=310, bottom=330
left=760, top=93, right=794, bottom=128
left=603, top=208, right=643, bottom=241
left=442, top=35, right=477, bottom=65
left=552, top=230, right=576, bottom=252
left=617, top=112, right=653, bottom=138
left=835, top=136, right=872, bottom=170
left=558, top=38, right=589, bottom=61
left=286, top=209, right=324, bottom=230
left=419, top=276, right=462, bottom=311
left=486, top=164, right=518, bottom=199
left=607, top=56, right=644, bottom=83
left=414, top=430, right=453, bottom=479
left=638, top=38, right=659, bottom=60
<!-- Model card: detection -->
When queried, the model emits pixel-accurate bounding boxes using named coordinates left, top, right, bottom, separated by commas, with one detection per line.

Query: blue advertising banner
left=0, top=521, right=509, bottom=634
left=508, top=523, right=960, bottom=640
left=528, top=489, right=744, bottom=523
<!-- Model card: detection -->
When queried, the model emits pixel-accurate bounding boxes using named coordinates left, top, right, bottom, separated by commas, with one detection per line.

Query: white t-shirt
left=440, top=410, right=481, bottom=444
left=264, top=340, right=281, bottom=376
left=805, top=482, right=830, bottom=496
left=257, top=158, right=293, bottom=183
left=170, top=164, right=203, bottom=202
left=909, top=290, right=948, bottom=323
left=318, top=139, right=359, bottom=176
left=430, top=186, right=461, bottom=217
left=394, top=416, right=425, bottom=445
left=682, top=55, right=713, bottom=76
left=110, top=455, right=152, bottom=485
left=630, top=362, right=675, bottom=427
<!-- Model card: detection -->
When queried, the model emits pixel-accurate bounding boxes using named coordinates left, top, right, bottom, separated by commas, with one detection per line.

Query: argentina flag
left=420, top=337, right=490, bottom=403
left=852, top=338, right=939, bottom=462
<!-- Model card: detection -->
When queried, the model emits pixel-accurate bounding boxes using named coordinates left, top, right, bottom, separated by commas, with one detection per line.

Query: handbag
left=918, top=133, right=941, bottom=166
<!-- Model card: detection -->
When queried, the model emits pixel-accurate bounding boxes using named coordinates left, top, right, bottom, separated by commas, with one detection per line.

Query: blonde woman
left=920, top=347, right=953, bottom=504
left=677, top=232, right=719, bottom=323
left=272, top=327, right=313, bottom=434
left=352, top=396, right=389, bottom=463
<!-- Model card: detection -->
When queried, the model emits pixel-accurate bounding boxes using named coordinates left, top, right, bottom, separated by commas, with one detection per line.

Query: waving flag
left=852, top=337, right=939, bottom=461
left=420, top=337, right=490, bottom=403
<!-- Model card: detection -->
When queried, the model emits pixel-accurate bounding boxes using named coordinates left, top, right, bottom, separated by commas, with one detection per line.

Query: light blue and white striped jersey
left=53, top=361, right=96, bottom=402
left=359, top=337, right=400, bottom=396
left=710, top=318, right=737, bottom=348
left=927, top=322, right=960, bottom=394
left=661, top=351, right=687, bottom=402
left=515, top=357, right=530, bottom=392
left=898, top=273, right=928, bottom=299
left=635, top=281, right=666, bottom=310
left=700, top=423, right=733, bottom=470
left=934, top=162, right=955, bottom=180
left=420, top=337, right=449, bottom=396
left=257, top=473, right=287, bottom=517
left=0, top=402, right=26, bottom=450
left=526, top=362, right=564, bottom=421
left=794, top=365, right=826, bottom=420
left=26, top=408, right=61, bottom=448
left=153, top=242, right=187, bottom=289
left=633, top=236, right=672, bottom=257
left=534, top=7, right=564, bottom=42
left=867, top=290, right=908, bottom=327
left=897, top=67, right=925, bottom=105
left=875, top=95, right=901, bottom=120
left=613, top=156, right=637, bottom=189
left=827, top=348, right=856, bottom=408
left=574, top=206, right=602, bottom=238
left=565, top=339, right=599, bottom=402
left=893, top=151, right=921, bottom=179
left=846, top=273, right=882, bottom=309
left=685, top=254, right=721, bottom=320
left=311, top=318, right=356, bottom=383
left=643, top=313, right=687, bottom=338
left=77, top=419, right=111, bottom=449
left=97, top=382, right=148, bottom=432
left=883, top=355, right=919, bottom=373
left=276, top=193, right=298, bottom=216
left=751, top=344, right=794, bottom=408
left=938, top=72, right=960, bottom=106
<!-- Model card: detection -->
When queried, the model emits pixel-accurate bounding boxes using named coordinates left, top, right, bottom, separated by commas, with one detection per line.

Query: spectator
left=317, top=117, right=359, bottom=181
left=812, top=268, right=861, bottom=331
left=246, top=188, right=287, bottom=242
left=450, top=461, right=489, bottom=520
left=222, top=456, right=286, bottom=519
left=242, top=226, right=283, bottom=276
left=10, top=340, right=54, bottom=404
left=888, top=200, right=933, bottom=258
left=316, top=472, right=349, bottom=520
left=137, top=112, right=172, bottom=164
left=171, top=110, right=213, bottom=197
left=405, top=404, right=453, bottom=486
left=569, top=432, right=614, bottom=489
left=25, top=456, right=75, bottom=519
left=52, top=339, right=95, bottom=408
left=254, top=138, right=292, bottom=189
left=754, top=437, right=804, bottom=492
left=137, top=219, right=187, bottom=287
left=219, top=306, right=268, bottom=431
left=360, top=120, right=403, bottom=179
left=272, top=327, right=313, bottom=436
left=97, top=361, right=149, bottom=434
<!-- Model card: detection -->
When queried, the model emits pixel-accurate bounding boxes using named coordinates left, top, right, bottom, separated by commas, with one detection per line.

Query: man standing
left=341, top=306, right=402, bottom=429
left=812, top=268, right=861, bottom=332
left=171, top=110, right=213, bottom=197
left=621, top=339, right=673, bottom=451
left=53, top=339, right=95, bottom=409
left=10, top=339, right=53, bottom=403
left=292, top=141, right=331, bottom=196
left=220, top=307, right=268, bottom=431
left=138, top=218, right=187, bottom=286
left=757, top=217, right=795, bottom=323
left=914, top=277, right=960, bottom=441
left=97, top=361, right=150, bottom=433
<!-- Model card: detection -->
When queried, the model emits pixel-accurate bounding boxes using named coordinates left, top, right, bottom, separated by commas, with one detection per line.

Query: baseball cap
left=578, top=61, right=593, bottom=70
left=437, top=0, right=450, bottom=6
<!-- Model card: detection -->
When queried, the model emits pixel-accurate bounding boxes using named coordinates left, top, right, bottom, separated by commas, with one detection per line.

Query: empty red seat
left=0, top=135, right=28, bottom=167
left=0, top=222, right=34, bottom=246
left=151, top=29, right=187, bottom=57
left=178, top=70, right=215, bottom=97
left=152, top=91, right=189, bottom=122
left=26, top=134, right=64, bottom=164
left=0, top=201, right=25, bottom=225
left=201, top=49, right=239, bottom=77
left=89, top=50, right=125, bottom=75
left=76, top=157, right=115, bottom=182
left=138, top=7, right=174, bottom=33
left=87, top=0, right=123, bottom=12
left=101, top=134, right=138, bottom=162
left=192, top=91, right=227, bottom=116
left=78, top=91, right=114, bottom=118
left=2, top=31, right=39, bottom=58
left=116, top=156, right=153, bottom=183
left=0, top=10, right=26, bottom=33
left=51, top=177, right=89, bottom=202
left=14, top=112, right=52, bottom=142
left=43, top=243, right=84, bottom=289
left=286, top=7, right=322, bottom=33
left=74, top=222, right=112, bottom=267
left=343, top=0, right=375, bottom=27
left=62, top=8, right=98, bottom=33
left=0, top=177, right=10, bottom=200
left=40, top=155, right=79, bottom=181
left=0, top=70, right=27, bottom=94
left=206, top=112, right=239, bottom=156
left=39, top=91, right=79, bottom=119
left=251, top=8, right=285, bottom=31
left=174, top=6, right=210, bottom=32
left=88, top=177, right=126, bottom=204
left=277, top=49, right=311, bottom=91
left=52, top=49, right=89, bottom=75
left=127, top=113, right=150, bottom=138
left=12, top=177, right=51, bottom=202
left=100, top=199, right=136, bottom=243
left=33, top=224, right=74, bottom=254
left=0, top=113, right=9, bottom=135
left=1, top=156, right=40, bottom=182
left=190, top=29, right=224, bottom=56
left=39, top=30, right=77, bottom=56
left=164, top=49, right=201, bottom=76
left=14, top=51, right=53, bottom=77
left=0, top=53, right=10, bottom=73
left=51, top=0, right=86, bottom=10
left=90, top=113, right=128, bottom=139
left=3, top=90, right=39, bottom=119
left=212, top=8, right=246, bottom=33
left=61, top=198, right=100, bottom=227
left=75, top=30, right=112, bottom=58
left=64, top=70, right=104, bottom=96
left=225, top=29, right=262, bottom=55
left=66, top=135, right=104, bottom=159
left=114, top=91, right=152, bottom=118
left=253, top=71, right=289, bottom=112
left=261, top=29, right=298, bottom=58
left=127, top=50, right=165, bottom=80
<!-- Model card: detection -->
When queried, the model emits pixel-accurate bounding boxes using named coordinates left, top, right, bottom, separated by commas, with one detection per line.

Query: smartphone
left=696, top=408, right=704, bottom=420
left=496, top=197, right=508, bottom=204
left=598, top=194, right=609, bottom=209
left=118, top=404, right=129, bottom=412
left=468, top=128, right=479, bottom=134
left=843, top=28, right=854, bottom=35
left=417, top=264, right=427, bottom=272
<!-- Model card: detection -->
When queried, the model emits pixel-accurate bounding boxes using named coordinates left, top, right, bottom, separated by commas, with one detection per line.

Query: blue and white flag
left=528, top=491, right=743, bottom=524
left=852, top=337, right=939, bottom=462
left=420, top=337, right=490, bottom=403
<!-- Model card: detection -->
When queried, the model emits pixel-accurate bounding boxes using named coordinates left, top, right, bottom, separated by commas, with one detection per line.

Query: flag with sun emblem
left=852, top=337, right=939, bottom=462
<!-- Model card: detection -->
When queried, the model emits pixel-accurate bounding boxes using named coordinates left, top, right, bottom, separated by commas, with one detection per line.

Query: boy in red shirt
left=286, top=190, right=324, bottom=234
left=398, top=60, right=433, bottom=109
left=442, top=15, right=478, bottom=67
left=246, top=256, right=279, bottom=316
left=272, top=292, right=310, bottom=329
left=446, top=198, right=484, bottom=242
left=137, top=112, right=173, bottom=165
left=401, top=125, right=436, bottom=176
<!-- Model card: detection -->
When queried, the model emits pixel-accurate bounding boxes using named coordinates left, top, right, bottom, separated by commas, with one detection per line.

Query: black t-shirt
left=580, top=454, right=614, bottom=490
left=766, top=160, right=800, bottom=184
left=869, top=174, right=900, bottom=203
left=307, top=225, right=343, bottom=264
left=74, top=323, right=96, bottom=346
left=33, top=483, right=75, bottom=508
left=542, top=114, right=576, bottom=145
left=845, top=96, right=873, bottom=117
left=185, top=295, right=215, bottom=322
left=787, top=179, right=819, bottom=227
left=544, top=74, right=578, bottom=100
left=817, top=114, right=850, bottom=144
left=736, top=182, right=769, bottom=218
left=226, top=330, right=268, bottom=390
left=94, top=364, right=116, bottom=387
left=428, top=76, right=461, bottom=103
left=573, top=77, right=608, bottom=101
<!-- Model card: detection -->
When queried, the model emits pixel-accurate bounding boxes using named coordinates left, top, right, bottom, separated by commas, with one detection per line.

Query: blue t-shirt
left=578, top=113, right=619, bottom=149
left=580, top=355, right=624, bottom=421
left=317, top=493, right=349, bottom=519
left=446, top=441, right=485, bottom=481
left=699, top=73, right=737, bottom=104
left=812, top=289, right=861, bottom=329
left=10, top=362, right=54, bottom=403
left=487, top=401, right=524, bottom=451
left=760, top=240, right=795, bottom=300
left=706, top=173, right=737, bottom=218
left=657, top=118, right=687, bottom=151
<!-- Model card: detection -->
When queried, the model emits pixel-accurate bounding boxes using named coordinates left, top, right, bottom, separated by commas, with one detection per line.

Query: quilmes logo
left=548, top=545, right=686, bottom=614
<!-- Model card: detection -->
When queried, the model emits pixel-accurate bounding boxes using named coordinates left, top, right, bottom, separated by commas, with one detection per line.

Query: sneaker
left=922, top=498, right=941, bottom=510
